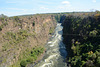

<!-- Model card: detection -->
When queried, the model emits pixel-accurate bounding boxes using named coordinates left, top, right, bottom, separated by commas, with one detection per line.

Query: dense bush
left=20, top=47, right=44, bottom=67
left=63, top=13, right=100, bottom=67
left=20, top=60, right=27, bottom=67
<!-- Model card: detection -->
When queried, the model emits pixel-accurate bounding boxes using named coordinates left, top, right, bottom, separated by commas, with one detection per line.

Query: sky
left=0, top=0, right=100, bottom=16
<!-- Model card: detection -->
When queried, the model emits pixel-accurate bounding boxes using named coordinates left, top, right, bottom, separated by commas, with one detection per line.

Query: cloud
left=61, top=1, right=71, bottom=7
left=62, top=1, right=70, bottom=4
left=58, top=1, right=71, bottom=9
left=0, top=8, right=36, bottom=17
left=92, top=0, right=96, bottom=3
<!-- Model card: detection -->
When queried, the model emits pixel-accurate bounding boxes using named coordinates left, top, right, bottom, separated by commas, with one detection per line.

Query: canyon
left=0, top=12, right=100, bottom=67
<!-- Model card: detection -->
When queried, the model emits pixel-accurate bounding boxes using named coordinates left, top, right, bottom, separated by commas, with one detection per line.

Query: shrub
left=0, top=17, right=5, bottom=21
left=19, top=47, right=44, bottom=67
left=49, top=28, right=54, bottom=34
left=82, top=43, right=93, bottom=53
left=20, top=60, right=27, bottom=67
left=3, top=22, right=8, bottom=26
left=0, top=26, right=2, bottom=31
left=13, top=16, right=19, bottom=22
left=33, top=21, right=35, bottom=26
left=96, top=57, right=100, bottom=66
left=0, top=22, right=8, bottom=31
left=26, top=57, right=34, bottom=63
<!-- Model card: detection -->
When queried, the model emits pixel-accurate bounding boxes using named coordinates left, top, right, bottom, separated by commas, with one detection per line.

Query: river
left=34, top=23, right=67, bottom=67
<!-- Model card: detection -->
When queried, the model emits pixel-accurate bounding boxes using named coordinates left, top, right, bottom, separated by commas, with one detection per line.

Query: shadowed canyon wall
left=62, top=13, right=100, bottom=67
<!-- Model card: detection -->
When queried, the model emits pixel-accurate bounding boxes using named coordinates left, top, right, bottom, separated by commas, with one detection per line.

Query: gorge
left=0, top=12, right=100, bottom=67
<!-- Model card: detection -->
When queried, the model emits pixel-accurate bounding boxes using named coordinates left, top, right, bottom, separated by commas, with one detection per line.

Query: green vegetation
left=13, top=16, right=19, bottom=22
left=33, top=21, right=35, bottom=26
left=11, top=47, right=44, bottom=67
left=20, top=60, right=27, bottom=67
left=0, top=26, right=2, bottom=31
left=63, top=13, right=100, bottom=67
left=0, top=22, right=8, bottom=31
left=0, top=13, right=57, bottom=67
left=49, top=27, right=54, bottom=34
left=0, top=17, right=5, bottom=21
left=2, top=30, right=35, bottom=51
left=20, top=47, right=44, bottom=67
left=55, top=14, right=62, bottom=22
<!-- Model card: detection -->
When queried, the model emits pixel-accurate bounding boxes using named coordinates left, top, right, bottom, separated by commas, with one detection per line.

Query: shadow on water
left=58, top=30, right=62, bottom=35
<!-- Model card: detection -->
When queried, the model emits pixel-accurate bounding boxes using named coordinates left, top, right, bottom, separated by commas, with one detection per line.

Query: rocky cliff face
left=0, top=14, right=57, bottom=67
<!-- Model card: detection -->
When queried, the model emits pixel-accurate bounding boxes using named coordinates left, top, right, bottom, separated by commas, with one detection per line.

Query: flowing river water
left=34, top=23, right=67, bottom=67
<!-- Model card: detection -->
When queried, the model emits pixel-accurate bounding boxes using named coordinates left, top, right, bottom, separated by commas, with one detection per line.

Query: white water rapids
left=34, top=23, right=67, bottom=67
